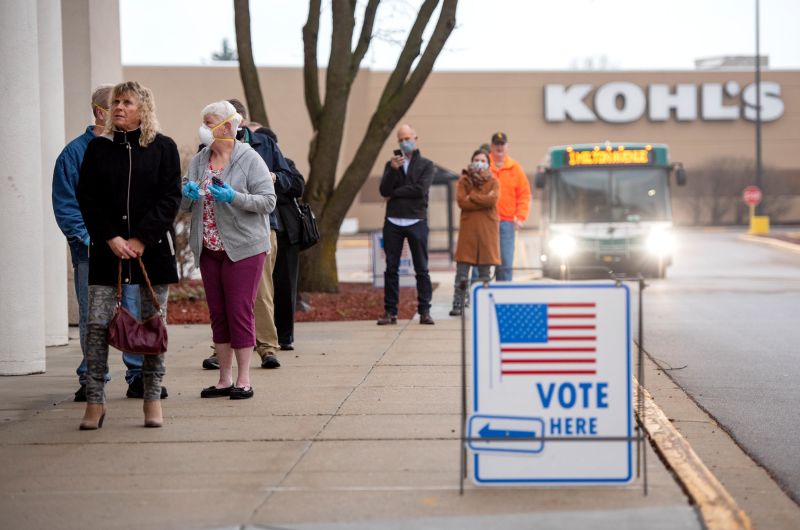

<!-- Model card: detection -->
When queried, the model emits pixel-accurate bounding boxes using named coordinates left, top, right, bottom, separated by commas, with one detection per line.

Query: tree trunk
left=297, top=221, right=340, bottom=293
left=233, top=0, right=269, bottom=126
left=297, top=0, right=458, bottom=293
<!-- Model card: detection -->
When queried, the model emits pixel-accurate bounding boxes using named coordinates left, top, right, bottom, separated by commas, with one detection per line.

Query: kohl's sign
left=544, top=81, right=784, bottom=123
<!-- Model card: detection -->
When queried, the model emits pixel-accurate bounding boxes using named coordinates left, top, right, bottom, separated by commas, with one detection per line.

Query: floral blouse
left=202, top=164, right=225, bottom=251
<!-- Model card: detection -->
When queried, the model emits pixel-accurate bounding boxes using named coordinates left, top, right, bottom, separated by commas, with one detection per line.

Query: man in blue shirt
left=52, top=85, right=163, bottom=401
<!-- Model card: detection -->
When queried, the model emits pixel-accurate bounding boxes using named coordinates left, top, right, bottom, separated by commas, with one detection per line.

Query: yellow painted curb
left=635, top=383, right=752, bottom=530
left=338, top=238, right=370, bottom=248
left=738, top=234, right=800, bottom=254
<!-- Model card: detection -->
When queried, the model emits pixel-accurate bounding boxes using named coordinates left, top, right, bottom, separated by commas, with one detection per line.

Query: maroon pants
left=200, top=249, right=266, bottom=349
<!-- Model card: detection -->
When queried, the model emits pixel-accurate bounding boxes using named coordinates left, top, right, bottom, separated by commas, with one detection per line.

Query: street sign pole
left=743, top=186, right=767, bottom=234
left=754, top=0, right=764, bottom=216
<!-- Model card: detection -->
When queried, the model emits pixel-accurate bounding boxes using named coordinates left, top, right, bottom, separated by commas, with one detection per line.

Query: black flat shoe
left=279, top=343, right=294, bottom=351
left=200, top=384, right=233, bottom=398
left=229, top=386, right=254, bottom=400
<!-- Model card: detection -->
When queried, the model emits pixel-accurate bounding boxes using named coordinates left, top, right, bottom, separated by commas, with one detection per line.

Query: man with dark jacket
left=377, top=124, right=435, bottom=325
left=257, top=128, right=305, bottom=352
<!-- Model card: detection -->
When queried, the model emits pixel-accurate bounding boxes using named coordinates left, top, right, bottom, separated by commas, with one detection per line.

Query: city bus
left=535, top=142, right=686, bottom=279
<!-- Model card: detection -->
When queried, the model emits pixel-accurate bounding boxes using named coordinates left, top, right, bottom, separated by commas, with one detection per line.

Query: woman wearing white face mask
left=450, top=149, right=500, bottom=316
left=180, top=100, right=276, bottom=400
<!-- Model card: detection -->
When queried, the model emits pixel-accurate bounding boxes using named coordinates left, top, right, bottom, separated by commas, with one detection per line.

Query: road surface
left=642, top=228, right=800, bottom=503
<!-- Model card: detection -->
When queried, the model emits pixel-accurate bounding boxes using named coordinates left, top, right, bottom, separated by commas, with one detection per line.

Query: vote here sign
left=467, top=283, right=633, bottom=485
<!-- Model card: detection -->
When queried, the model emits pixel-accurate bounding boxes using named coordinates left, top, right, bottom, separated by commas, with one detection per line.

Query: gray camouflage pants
left=85, top=284, right=169, bottom=403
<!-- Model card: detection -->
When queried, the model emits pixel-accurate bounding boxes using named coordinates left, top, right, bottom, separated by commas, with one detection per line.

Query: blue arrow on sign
left=479, top=423, right=537, bottom=440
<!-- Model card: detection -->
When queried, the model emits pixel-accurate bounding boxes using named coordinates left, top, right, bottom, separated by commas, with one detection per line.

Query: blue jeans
left=70, top=241, right=143, bottom=385
left=496, top=221, right=516, bottom=281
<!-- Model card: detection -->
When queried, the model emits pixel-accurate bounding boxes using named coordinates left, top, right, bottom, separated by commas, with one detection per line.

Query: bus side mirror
left=535, top=166, right=547, bottom=189
left=673, top=164, right=687, bottom=186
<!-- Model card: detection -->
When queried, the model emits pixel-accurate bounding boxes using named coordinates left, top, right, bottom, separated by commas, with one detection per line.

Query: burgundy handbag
left=107, top=258, right=168, bottom=355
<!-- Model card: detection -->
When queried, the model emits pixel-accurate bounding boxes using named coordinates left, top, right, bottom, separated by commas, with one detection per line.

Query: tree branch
left=349, top=0, right=380, bottom=83
left=303, top=1, right=357, bottom=207
left=302, top=0, right=322, bottom=129
left=378, top=0, right=439, bottom=108
left=234, top=0, right=269, bottom=126
left=324, top=0, right=458, bottom=225
left=326, top=0, right=356, bottom=103
left=395, top=0, right=457, bottom=109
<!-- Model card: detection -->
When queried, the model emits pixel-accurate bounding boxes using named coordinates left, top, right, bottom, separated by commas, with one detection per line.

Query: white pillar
left=62, top=0, right=122, bottom=138
left=0, top=1, right=46, bottom=374
left=61, top=0, right=122, bottom=324
left=39, top=0, right=69, bottom=346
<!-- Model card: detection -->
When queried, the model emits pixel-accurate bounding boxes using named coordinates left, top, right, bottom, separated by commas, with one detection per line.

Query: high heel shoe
left=143, top=400, right=163, bottom=428
left=79, top=403, right=106, bottom=430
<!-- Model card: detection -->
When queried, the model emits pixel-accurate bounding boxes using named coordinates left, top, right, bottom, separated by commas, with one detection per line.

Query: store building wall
left=125, top=66, right=800, bottom=230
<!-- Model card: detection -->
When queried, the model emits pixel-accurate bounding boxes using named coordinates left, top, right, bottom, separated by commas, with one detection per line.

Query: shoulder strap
left=136, top=257, right=162, bottom=313
left=116, top=258, right=161, bottom=312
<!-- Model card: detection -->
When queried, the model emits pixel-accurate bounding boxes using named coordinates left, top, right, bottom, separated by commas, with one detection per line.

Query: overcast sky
left=120, top=0, right=800, bottom=71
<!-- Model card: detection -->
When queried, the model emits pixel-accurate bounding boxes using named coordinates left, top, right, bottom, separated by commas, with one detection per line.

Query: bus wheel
left=542, top=265, right=559, bottom=280
left=646, top=262, right=666, bottom=279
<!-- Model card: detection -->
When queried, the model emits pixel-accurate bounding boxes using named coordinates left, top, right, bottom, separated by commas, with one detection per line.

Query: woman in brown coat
left=450, top=150, right=500, bottom=316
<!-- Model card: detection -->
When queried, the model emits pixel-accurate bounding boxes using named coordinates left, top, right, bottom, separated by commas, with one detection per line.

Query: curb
left=738, top=233, right=800, bottom=254
left=635, top=383, right=752, bottom=530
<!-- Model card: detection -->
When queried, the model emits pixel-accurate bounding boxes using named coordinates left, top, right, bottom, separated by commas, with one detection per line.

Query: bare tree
left=299, top=0, right=458, bottom=292
left=678, top=157, right=793, bottom=225
left=234, top=0, right=269, bottom=127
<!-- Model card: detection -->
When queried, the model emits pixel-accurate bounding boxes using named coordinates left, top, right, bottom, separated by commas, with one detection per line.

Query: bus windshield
left=551, top=167, right=671, bottom=223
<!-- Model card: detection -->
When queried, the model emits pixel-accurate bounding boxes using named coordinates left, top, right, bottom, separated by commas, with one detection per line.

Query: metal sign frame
left=457, top=267, right=649, bottom=495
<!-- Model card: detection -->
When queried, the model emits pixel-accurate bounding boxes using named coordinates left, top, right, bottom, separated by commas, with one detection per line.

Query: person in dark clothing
left=76, top=81, right=181, bottom=429
left=377, top=124, right=435, bottom=326
left=258, top=127, right=305, bottom=351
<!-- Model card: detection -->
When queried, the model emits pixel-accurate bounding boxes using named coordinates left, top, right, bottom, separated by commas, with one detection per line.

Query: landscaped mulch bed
left=167, top=280, right=433, bottom=325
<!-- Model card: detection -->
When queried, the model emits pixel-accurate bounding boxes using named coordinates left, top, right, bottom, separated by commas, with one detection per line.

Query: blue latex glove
left=182, top=180, right=200, bottom=200
left=208, top=182, right=236, bottom=203
left=82, top=235, right=91, bottom=247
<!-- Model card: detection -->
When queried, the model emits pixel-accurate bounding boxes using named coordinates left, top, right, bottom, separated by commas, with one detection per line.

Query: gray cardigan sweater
left=181, top=142, right=276, bottom=263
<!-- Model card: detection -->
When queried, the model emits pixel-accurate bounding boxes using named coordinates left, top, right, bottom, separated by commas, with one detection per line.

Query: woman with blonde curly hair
left=76, top=81, right=181, bottom=429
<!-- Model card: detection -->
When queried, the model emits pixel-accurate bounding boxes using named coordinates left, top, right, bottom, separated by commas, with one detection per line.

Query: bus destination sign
left=566, top=148, right=651, bottom=167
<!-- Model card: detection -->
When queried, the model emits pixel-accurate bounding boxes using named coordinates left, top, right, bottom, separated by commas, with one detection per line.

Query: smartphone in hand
left=393, top=149, right=402, bottom=157
left=211, top=176, right=224, bottom=187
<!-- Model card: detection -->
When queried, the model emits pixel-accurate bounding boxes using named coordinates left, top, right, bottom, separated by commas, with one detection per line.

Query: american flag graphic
left=494, top=302, right=597, bottom=376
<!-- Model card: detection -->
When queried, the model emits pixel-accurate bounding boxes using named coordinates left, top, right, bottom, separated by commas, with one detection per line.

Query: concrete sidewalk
left=0, top=264, right=702, bottom=530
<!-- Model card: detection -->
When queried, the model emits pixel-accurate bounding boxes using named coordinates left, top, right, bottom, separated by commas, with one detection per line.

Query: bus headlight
left=646, top=229, right=674, bottom=256
left=549, top=234, right=577, bottom=258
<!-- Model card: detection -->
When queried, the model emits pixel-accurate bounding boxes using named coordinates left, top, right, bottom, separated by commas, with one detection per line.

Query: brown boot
left=79, top=403, right=106, bottom=430
left=143, top=400, right=163, bottom=428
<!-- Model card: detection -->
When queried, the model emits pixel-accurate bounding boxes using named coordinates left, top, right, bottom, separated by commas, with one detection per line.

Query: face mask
left=399, top=139, right=416, bottom=155
left=198, top=125, right=214, bottom=146
left=93, top=103, right=108, bottom=123
left=471, top=160, right=489, bottom=171
left=199, top=113, right=238, bottom=145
